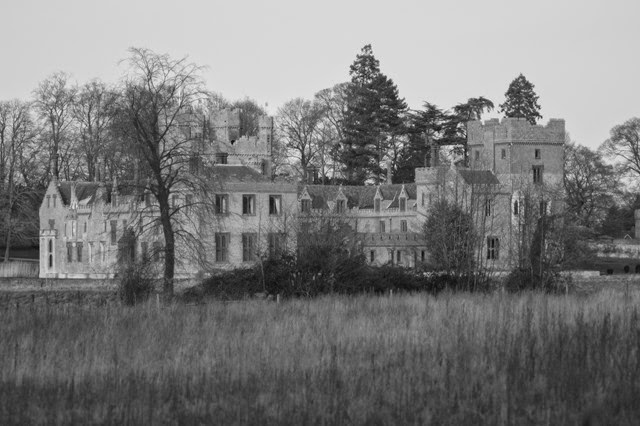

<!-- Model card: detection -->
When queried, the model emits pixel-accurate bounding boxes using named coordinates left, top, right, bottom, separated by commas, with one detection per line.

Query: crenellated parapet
left=468, top=117, right=565, bottom=147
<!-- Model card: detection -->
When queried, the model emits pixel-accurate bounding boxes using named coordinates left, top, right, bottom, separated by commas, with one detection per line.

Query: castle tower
left=467, top=117, right=565, bottom=188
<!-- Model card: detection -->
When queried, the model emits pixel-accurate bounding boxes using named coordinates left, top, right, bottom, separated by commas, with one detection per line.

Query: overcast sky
left=2, top=0, right=638, bottom=150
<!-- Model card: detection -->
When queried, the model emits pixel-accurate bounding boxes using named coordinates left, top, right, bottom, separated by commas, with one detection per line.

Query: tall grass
left=1, top=290, right=639, bottom=424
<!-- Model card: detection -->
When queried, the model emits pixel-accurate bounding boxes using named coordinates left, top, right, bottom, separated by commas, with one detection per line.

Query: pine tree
left=499, top=74, right=542, bottom=125
left=340, top=45, right=407, bottom=185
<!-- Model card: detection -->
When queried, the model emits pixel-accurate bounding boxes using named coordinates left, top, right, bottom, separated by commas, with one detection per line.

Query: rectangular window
left=421, top=192, right=425, bottom=207
left=88, top=242, right=93, bottom=263
left=485, top=199, right=491, bottom=217
left=336, top=199, right=345, bottom=213
left=71, top=221, right=77, bottom=238
left=141, top=242, right=149, bottom=262
left=487, top=237, right=499, bottom=260
left=67, top=243, right=73, bottom=263
left=301, top=199, right=311, bottom=213
left=475, top=150, right=480, bottom=161
left=215, top=233, right=229, bottom=262
left=370, top=250, right=375, bottom=263
left=216, top=153, right=228, bottom=164
left=513, top=200, right=519, bottom=216
left=65, top=222, right=67, bottom=237
left=215, top=194, right=229, bottom=215
left=122, top=219, right=127, bottom=230
left=268, top=233, right=285, bottom=258
left=400, top=220, right=408, bottom=232
left=269, top=195, right=282, bottom=215
left=533, top=165, right=543, bottom=184
left=83, top=222, right=87, bottom=233
left=189, top=156, right=200, bottom=174
left=501, top=149, right=506, bottom=159
left=46, top=195, right=50, bottom=208
left=374, top=199, right=381, bottom=212
left=110, top=220, right=117, bottom=245
left=53, top=194, right=56, bottom=208
left=421, top=250, right=426, bottom=262
left=242, top=233, right=257, bottom=262
left=77, top=243, right=83, bottom=263
left=242, top=195, right=256, bottom=215
left=185, top=194, right=193, bottom=212
left=379, top=220, right=386, bottom=233
left=399, top=198, right=406, bottom=212
left=535, top=149, right=541, bottom=159
left=397, top=250, right=402, bottom=264
left=539, top=200, right=547, bottom=216
left=152, top=242, right=162, bottom=262
left=49, top=219, right=55, bottom=230
left=100, top=242, right=106, bottom=263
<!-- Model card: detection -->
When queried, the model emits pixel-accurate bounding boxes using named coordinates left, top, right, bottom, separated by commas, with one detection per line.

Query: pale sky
left=2, top=0, right=639, bottom=150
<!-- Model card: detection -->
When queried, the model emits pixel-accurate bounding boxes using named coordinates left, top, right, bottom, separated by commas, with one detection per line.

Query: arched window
left=513, top=200, right=519, bottom=216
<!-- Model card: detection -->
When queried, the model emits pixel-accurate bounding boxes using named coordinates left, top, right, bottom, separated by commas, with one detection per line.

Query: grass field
left=1, top=289, right=639, bottom=425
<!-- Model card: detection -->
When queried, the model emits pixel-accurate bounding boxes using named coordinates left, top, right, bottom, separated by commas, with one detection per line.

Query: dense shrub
left=504, top=267, right=573, bottom=293
left=195, top=252, right=497, bottom=301
left=117, top=262, right=155, bottom=305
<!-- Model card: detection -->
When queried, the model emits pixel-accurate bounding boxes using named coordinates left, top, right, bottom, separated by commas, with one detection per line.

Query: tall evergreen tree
left=499, top=74, right=542, bottom=125
left=340, top=45, right=407, bottom=185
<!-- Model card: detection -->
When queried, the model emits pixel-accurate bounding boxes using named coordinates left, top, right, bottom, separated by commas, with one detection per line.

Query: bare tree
left=564, top=141, right=618, bottom=229
left=0, top=100, right=40, bottom=260
left=74, top=80, right=118, bottom=181
left=33, top=72, right=77, bottom=180
left=115, top=47, right=208, bottom=298
left=276, top=97, right=326, bottom=178
left=600, top=117, right=640, bottom=178
left=314, top=83, right=349, bottom=181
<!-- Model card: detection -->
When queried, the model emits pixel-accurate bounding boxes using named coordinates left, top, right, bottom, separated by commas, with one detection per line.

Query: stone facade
left=39, top=115, right=567, bottom=277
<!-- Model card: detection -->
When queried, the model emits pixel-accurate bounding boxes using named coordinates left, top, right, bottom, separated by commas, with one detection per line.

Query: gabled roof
left=457, top=170, right=500, bottom=185
left=205, top=165, right=272, bottom=183
left=57, top=182, right=104, bottom=206
left=303, top=183, right=417, bottom=210
left=56, top=181, right=143, bottom=207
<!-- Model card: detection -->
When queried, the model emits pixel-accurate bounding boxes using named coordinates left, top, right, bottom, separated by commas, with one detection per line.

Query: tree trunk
left=3, top=222, right=11, bottom=262
left=158, top=189, right=175, bottom=300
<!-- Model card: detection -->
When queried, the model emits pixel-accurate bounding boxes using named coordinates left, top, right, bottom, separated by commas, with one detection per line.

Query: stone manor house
left=38, top=109, right=566, bottom=278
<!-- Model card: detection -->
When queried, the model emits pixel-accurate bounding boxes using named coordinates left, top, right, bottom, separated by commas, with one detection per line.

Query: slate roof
left=57, top=181, right=143, bottom=206
left=457, top=170, right=500, bottom=185
left=205, top=165, right=272, bottom=183
left=303, top=184, right=416, bottom=210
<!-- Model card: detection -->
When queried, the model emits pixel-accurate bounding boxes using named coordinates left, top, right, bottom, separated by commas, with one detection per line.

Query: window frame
left=242, top=233, right=257, bottom=262
left=533, top=165, right=544, bottom=184
left=215, top=232, right=230, bottom=262
left=214, top=194, right=229, bottom=215
left=487, top=237, right=499, bottom=260
left=242, top=194, right=256, bottom=216
left=269, top=195, right=282, bottom=216
left=300, top=199, right=311, bottom=214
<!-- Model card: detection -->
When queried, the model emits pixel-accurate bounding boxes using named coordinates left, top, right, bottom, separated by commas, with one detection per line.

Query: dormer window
left=336, top=199, right=345, bottom=213
left=374, top=199, right=381, bottom=212
left=399, top=197, right=406, bottom=212
left=301, top=199, right=311, bottom=213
